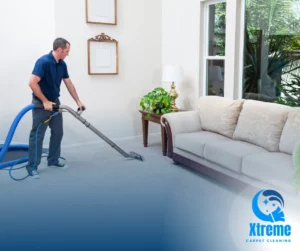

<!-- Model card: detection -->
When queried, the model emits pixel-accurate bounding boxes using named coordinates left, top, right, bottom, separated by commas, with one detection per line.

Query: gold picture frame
left=87, top=33, right=118, bottom=75
left=85, top=0, right=117, bottom=25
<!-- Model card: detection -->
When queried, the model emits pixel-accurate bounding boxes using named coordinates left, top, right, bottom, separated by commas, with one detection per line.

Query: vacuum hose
left=0, top=104, right=34, bottom=169
left=0, top=104, right=61, bottom=181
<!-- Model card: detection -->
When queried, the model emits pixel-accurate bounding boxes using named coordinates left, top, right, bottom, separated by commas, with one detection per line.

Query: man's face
left=59, top=43, right=70, bottom=60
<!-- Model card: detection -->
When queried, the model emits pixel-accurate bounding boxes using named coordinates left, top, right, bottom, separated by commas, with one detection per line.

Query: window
left=242, top=0, right=300, bottom=106
left=203, top=1, right=226, bottom=97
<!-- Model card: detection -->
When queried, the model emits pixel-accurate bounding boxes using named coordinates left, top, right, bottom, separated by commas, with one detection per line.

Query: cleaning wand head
left=127, top=151, right=144, bottom=161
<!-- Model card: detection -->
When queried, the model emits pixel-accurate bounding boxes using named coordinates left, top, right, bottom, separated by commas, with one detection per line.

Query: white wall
left=0, top=0, right=162, bottom=146
left=0, top=0, right=55, bottom=143
left=162, top=0, right=242, bottom=108
left=162, top=0, right=201, bottom=110
left=53, top=0, right=162, bottom=146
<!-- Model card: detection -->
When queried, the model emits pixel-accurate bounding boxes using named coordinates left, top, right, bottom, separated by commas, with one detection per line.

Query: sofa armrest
left=161, top=111, right=202, bottom=158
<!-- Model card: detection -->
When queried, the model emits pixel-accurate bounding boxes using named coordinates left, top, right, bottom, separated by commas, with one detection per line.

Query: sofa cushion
left=242, top=152, right=295, bottom=193
left=233, top=100, right=290, bottom=152
left=279, top=109, right=300, bottom=154
left=197, top=96, right=244, bottom=138
left=175, top=131, right=231, bottom=158
left=203, top=140, right=268, bottom=173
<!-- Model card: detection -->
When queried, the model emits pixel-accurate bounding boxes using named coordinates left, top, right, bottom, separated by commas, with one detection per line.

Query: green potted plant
left=140, top=87, right=172, bottom=115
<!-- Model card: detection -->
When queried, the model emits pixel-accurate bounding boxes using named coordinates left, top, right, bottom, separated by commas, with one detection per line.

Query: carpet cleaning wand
left=36, top=104, right=144, bottom=161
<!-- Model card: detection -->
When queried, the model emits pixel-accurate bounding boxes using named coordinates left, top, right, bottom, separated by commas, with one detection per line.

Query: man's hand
left=43, top=101, right=56, bottom=111
left=77, top=100, right=86, bottom=111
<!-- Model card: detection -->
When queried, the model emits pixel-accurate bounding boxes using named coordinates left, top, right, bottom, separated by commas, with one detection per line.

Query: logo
left=246, top=189, right=292, bottom=243
left=252, top=189, right=285, bottom=222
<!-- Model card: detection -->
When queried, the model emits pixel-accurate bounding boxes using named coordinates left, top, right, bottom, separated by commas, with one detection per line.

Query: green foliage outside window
left=243, top=0, right=300, bottom=106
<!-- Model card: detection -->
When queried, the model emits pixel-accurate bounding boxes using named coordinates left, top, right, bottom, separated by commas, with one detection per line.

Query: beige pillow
left=233, top=100, right=291, bottom=152
left=279, top=109, right=300, bottom=154
left=197, top=96, right=244, bottom=138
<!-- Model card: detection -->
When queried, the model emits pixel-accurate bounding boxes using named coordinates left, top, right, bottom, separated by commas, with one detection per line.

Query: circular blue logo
left=252, top=190, right=285, bottom=222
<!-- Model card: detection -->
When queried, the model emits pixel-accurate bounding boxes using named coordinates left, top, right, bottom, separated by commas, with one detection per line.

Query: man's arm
left=29, top=75, right=55, bottom=110
left=63, top=78, right=85, bottom=109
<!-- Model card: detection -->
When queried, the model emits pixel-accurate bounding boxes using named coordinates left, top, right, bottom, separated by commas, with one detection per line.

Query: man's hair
left=53, top=38, right=70, bottom=50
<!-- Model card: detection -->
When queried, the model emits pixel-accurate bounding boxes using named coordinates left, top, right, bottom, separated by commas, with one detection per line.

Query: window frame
left=199, top=0, right=240, bottom=99
left=202, top=0, right=226, bottom=97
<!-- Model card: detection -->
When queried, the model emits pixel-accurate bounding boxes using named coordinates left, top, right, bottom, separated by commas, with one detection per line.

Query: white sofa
left=161, top=96, right=300, bottom=196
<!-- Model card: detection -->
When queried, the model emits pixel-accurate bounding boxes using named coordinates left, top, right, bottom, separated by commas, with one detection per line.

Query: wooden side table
left=139, top=110, right=167, bottom=156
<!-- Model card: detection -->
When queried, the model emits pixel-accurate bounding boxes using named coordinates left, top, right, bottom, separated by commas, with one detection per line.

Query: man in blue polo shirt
left=27, top=37, right=85, bottom=179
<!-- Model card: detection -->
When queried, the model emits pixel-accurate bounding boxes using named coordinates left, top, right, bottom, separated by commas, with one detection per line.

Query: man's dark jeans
left=27, top=97, right=63, bottom=173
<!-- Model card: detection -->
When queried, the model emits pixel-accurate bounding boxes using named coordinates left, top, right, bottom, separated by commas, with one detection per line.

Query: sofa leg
left=173, top=160, right=180, bottom=165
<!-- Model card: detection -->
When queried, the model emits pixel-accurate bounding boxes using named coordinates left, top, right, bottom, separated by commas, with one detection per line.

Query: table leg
left=142, top=117, right=149, bottom=147
left=161, top=126, right=167, bottom=156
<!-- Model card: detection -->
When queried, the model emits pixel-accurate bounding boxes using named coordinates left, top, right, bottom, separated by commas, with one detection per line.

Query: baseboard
left=0, top=132, right=161, bottom=149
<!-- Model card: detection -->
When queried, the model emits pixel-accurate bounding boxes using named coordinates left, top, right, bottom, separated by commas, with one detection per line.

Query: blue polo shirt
left=32, top=51, right=69, bottom=101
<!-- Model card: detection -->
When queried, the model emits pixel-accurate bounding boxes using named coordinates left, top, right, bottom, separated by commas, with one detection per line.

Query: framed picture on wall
left=85, top=0, right=117, bottom=25
left=87, top=33, right=118, bottom=75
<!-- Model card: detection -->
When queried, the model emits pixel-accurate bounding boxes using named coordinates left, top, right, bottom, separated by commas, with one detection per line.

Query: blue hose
left=0, top=104, right=34, bottom=169
left=0, top=105, right=61, bottom=181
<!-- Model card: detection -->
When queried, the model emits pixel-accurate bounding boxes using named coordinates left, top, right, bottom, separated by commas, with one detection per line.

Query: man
left=27, top=37, right=85, bottom=179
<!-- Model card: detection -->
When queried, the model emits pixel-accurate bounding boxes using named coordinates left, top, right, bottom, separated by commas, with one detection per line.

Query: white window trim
left=201, top=0, right=226, bottom=98
left=236, top=0, right=246, bottom=99
left=206, top=56, right=225, bottom=60
left=199, top=0, right=240, bottom=99
left=223, top=0, right=238, bottom=99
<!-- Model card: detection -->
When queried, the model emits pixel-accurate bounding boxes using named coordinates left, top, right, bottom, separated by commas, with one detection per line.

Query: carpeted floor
left=1, top=135, right=299, bottom=251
